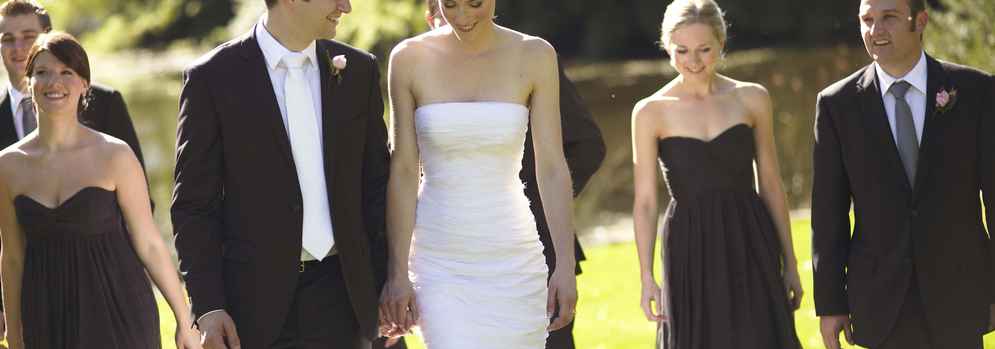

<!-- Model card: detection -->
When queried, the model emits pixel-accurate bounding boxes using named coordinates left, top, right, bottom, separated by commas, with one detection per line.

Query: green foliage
left=924, top=0, right=995, bottom=72
left=39, top=0, right=234, bottom=53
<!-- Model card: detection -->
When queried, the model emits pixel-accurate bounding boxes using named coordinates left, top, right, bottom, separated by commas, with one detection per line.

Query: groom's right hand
left=199, top=311, right=241, bottom=349
left=819, top=314, right=853, bottom=349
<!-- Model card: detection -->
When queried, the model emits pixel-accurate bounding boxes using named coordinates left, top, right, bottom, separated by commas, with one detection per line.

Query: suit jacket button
left=910, top=209, right=918, bottom=217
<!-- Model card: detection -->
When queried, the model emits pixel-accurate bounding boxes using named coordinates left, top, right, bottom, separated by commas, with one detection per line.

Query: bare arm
left=0, top=169, right=26, bottom=348
left=382, top=42, right=421, bottom=332
left=111, top=145, right=196, bottom=336
left=631, top=100, right=666, bottom=322
left=528, top=40, right=577, bottom=331
left=745, top=87, right=797, bottom=266
left=745, top=85, right=803, bottom=309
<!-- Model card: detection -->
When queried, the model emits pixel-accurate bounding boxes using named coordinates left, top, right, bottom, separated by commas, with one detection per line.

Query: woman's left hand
left=547, top=267, right=578, bottom=331
left=175, top=324, right=203, bottom=349
left=783, top=265, right=804, bottom=310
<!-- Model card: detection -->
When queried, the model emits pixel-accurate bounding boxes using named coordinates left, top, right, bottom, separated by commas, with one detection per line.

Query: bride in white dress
left=379, top=0, right=578, bottom=347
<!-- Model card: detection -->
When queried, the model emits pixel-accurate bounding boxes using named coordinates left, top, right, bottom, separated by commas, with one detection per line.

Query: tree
left=924, top=0, right=995, bottom=72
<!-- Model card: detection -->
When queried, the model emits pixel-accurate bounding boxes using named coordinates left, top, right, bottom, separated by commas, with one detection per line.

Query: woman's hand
left=380, top=275, right=419, bottom=334
left=640, top=276, right=667, bottom=323
left=547, top=268, right=578, bottom=331
left=783, top=263, right=804, bottom=310
left=175, top=324, right=203, bottom=349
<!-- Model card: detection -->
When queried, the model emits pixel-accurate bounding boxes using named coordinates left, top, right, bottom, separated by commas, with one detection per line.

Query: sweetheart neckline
left=658, top=123, right=753, bottom=144
left=15, top=186, right=115, bottom=210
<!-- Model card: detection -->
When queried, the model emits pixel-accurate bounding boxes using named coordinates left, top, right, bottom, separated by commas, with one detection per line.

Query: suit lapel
left=0, top=90, right=17, bottom=148
left=912, top=55, right=949, bottom=196
left=857, top=65, right=912, bottom=192
left=237, top=28, right=297, bottom=171
left=317, top=41, right=358, bottom=192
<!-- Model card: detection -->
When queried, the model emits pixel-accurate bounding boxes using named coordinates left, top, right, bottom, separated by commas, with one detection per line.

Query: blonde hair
left=659, top=0, right=727, bottom=49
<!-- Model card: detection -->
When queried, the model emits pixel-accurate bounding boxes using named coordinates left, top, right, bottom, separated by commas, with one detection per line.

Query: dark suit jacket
left=812, top=55, right=994, bottom=347
left=171, top=29, right=388, bottom=346
left=0, top=83, right=146, bottom=312
left=521, top=61, right=605, bottom=275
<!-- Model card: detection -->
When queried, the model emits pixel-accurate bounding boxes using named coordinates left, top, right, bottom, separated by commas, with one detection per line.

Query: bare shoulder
left=513, top=29, right=556, bottom=64
left=727, top=77, right=772, bottom=115
left=93, top=130, right=139, bottom=167
left=0, top=142, right=29, bottom=181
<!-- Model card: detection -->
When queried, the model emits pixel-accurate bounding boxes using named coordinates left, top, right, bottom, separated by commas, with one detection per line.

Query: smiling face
left=666, top=22, right=723, bottom=81
left=439, top=0, right=495, bottom=34
left=0, top=14, right=44, bottom=89
left=28, top=50, right=88, bottom=116
left=292, top=0, right=352, bottom=40
left=859, top=0, right=926, bottom=72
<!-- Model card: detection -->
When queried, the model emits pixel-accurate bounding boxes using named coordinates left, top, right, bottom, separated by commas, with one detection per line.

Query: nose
left=338, top=0, right=351, bottom=13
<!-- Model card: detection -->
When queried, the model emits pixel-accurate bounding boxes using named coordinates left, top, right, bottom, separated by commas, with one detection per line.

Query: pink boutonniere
left=326, top=53, right=347, bottom=85
left=934, top=87, right=957, bottom=115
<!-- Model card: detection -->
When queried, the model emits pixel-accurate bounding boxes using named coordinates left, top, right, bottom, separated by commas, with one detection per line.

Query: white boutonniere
left=326, top=53, right=347, bottom=85
left=934, top=87, right=958, bottom=115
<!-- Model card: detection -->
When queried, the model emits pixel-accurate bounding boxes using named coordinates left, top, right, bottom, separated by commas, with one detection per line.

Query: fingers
left=641, top=294, right=659, bottom=322
left=793, top=286, right=805, bottom=310
left=547, top=287, right=577, bottom=331
left=843, top=319, right=854, bottom=345
left=222, top=317, right=241, bottom=349
left=820, top=322, right=842, bottom=349
left=385, top=336, right=401, bottom=348
left=408, top=296, right=421, bottom=329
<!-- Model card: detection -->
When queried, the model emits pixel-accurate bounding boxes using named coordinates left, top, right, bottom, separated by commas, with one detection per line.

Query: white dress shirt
left=256, top=19, right=335, bottom=260
left=875, top=51, right=928, bottom=145
left=8, top=85, right=28, bottom=139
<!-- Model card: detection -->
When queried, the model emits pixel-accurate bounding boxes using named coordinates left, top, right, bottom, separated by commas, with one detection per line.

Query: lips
left=41, top=91, right=68, bottom=100
left=872, top=39, right=891, bottom=46
left=455, top=23, right=476, bottom=32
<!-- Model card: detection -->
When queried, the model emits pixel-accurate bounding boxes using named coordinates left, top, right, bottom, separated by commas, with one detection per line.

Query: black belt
left=299, top=254, right=338, bottom=273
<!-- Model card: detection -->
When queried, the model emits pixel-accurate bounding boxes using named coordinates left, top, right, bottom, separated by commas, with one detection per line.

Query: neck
left=264, top=11, right=313, bottom=52
left=8, top=75, right=26, bottom=93
left=450, top=22, right=497, bottom=54
left=678, top=73, right=719, bottom=98
left=36, top=108, right=82, bottom=151
left=878, top=49, right=922, bottom=79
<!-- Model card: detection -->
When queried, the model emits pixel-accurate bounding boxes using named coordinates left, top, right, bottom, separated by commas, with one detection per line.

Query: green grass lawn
left=142, top=218, right=991, bottom=348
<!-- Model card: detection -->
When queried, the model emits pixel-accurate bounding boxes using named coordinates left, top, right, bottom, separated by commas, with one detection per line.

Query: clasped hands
left=378, top=268, right=579, bottom=338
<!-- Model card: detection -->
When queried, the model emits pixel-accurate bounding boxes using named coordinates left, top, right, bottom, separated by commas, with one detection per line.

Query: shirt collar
left=8, top=84, right=26, bottom=108
left=875, top=51, right=928, bottom=98
left=255, top=15, right=318, bottom=71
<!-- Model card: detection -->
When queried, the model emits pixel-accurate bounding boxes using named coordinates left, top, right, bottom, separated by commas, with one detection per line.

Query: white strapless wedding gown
left=411, top=102, right=549, bottom=348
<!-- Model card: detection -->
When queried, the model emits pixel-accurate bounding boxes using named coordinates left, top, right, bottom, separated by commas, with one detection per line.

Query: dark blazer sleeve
left=982, top=75, right=995, bottom=302
left=558, top=63, right=605, bottom=196
left=362, top=58, right=389, bottom=290
left=96, top=88, right=146, bottom=169
left=811, top=91, right=853, bottom=316
left=171, top=66, right=228, bottom=318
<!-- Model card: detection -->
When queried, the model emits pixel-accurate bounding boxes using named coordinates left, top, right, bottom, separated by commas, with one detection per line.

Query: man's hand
left=198, top=311, right=241, bottom=349
left=820, top=314, right=853, bottom=349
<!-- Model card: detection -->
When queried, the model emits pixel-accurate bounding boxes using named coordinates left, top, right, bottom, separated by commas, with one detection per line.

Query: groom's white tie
left=282, top=52, right=334, bottom=260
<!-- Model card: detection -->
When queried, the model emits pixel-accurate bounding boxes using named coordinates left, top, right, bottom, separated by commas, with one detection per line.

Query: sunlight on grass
left=150, top=218, right=993, bottom=348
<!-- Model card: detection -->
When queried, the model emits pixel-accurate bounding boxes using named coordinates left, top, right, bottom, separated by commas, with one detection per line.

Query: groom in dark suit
left=172, top=0, right=388, bottom=348
left=0, top=0, right=148, bottom=334
left=812, top=0, right=994, bottom=348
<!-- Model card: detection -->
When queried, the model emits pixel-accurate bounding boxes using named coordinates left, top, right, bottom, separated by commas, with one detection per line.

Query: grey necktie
left=20, top=97, right=36, bottom=136
left=890, top=81, right=918, bottom=185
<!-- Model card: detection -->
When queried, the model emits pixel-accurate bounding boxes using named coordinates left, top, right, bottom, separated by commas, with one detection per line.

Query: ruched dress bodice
left=14, top=187, right=159, bottom=349
left=656, top=124, right=801, bottom=349
left=411, top=102, right=548, bottom=349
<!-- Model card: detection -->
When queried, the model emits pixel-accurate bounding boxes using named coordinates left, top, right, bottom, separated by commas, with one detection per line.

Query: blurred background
left=10, top=0, right=992, bottom=347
